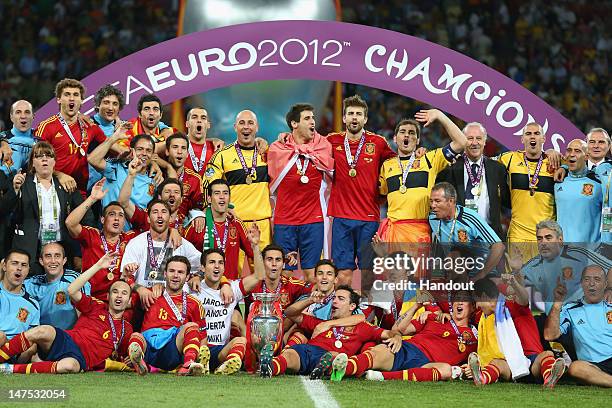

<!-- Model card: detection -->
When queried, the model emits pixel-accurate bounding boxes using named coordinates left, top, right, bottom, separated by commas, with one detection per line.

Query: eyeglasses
left=34, top=153, right=55, bottom=159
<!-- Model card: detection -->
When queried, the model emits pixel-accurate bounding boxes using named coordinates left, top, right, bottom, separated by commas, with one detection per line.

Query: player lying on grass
left=0, top=253, right=131, bottom=374
left=333, top=292, right=477, bottom=382
left=259, top=285, right=402, bottom=379
left=465, top=277, right=565, bottom=388
left=127, top=255, right=209, bottom=376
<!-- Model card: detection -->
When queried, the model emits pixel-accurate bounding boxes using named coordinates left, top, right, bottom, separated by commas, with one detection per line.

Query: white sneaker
left=0, top=363, right=13, bottom=375
left=451, top=365, right=463, bottom=380
left=365, top=370, right=384, bottom=381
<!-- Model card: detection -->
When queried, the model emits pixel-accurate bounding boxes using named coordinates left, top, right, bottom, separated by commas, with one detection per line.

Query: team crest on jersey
left=183, top=184, right=191, bottom=194
left=457, top=229, right=469, bottom=242
left=205, top=168, right=215, bottom=178
left=607, top=311, right=612, bottom=324
left=461, top=331, right=472, bottom=341
left=280, top=292, right=290, bottom=307
left=562, top=267, right=573, bottom=281
left=442, top=331, right=450, bottom=337
left=581, top=184, right=593, bottom=196
left=229, top=226, right=237, bottom=239
left=55, top=291, right=67, bottom=305
left=365, top=143, right=375, bottom=155
left=148, top=183, right=155, bottom=196
left=17, top=308, right=29, bottom=322
left=412, top=159, right=420, bottom=169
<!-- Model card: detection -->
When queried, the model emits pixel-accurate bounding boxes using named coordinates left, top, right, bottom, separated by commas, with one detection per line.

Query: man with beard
left=260, top=285, right=401, bottom=379
left=545, top=265, right=612, bottom=387
left=120, top=200, right=201, bottom=311
left=24, top=242, right=90, bottom=330
left=326, top=95, right=396, bottom=285
left=0, top=253, right=132, bottom=374
left=35, top=78, right=121, bottom=196
left=119, top=94, right=174, bottom=154
left=127, top=255, right=209, bottom=376
left=205, top=110, right=272, bottom=266
left=65, top=179, right=136, bottom=301
left=335, top=294, right=476, bottom=382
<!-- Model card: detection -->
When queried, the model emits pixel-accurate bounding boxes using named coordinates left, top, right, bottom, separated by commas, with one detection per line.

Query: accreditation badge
left=602, top=207, right=612, bottom=233
left=464, top=199, right=478, bottom=212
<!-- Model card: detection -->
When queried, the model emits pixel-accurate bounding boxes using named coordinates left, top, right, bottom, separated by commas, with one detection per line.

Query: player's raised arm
left=241, top=223, right=265, bottom=292
left=117, top=157, right=141, bottom=219
left=68, top=252, right=118, bottom=303
left=392, top=302, right=422, bottom=335
left=415, top=109, right=467, bottom=153
left=65, top=178, right=108, bottom=238
left=88, top=125, right=128, bottom=172
left=284, top=291, right=326, bottom=324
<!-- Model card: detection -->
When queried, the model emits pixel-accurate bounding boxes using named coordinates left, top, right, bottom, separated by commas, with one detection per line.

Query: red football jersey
left=505, top=301, right=543, bottom=356
left=245, top=276, right=311, bottom=313
left=300, top=314, right=384, bottom=356
left=183, top=218, right=253, bottom=280
left=326, top=131, right=395, bottom=221
left=77, top=226, right=136, bottom=301
left=129, top=206, right=185, bottom=235
left=408, top=316, right=477, bottom=365
left=185, top=140, right=215, bottom=178
left=141, top=292, right=207, bottom=333
left=66, top=295, right=133, bottom=370
left=35, top=115, right=106, bottom=194
left=177, top=168, right=203, bottom=217
left=118, top=117, right=174, bottom=148
left=273, top=156, right=324, bottom=225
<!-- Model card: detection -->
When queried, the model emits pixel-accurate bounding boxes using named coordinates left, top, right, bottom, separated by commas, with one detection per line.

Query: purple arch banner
left=34, top=20, right=581, bottom=151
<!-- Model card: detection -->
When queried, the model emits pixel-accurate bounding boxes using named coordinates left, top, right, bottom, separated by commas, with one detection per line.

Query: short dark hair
left=94, top=84, right=125, bottom=110
left=262, top=244, right=285, bottom=260
left=336, top=284, right=360, bottom=308
left=285, top=103, right=314, bottom=130
left=102, top=201, right=124, bottom=217
left=164, top=255, right=190, bottom=273
left=315, top=259, right=338, bottom=277
left=130, top=134, right=155, bottom=150
left=394, top=118, right=421, bottom=138
left=165, top=132, right=189, bottom=151
left=342, top=95, right=368, bottom=116
left=473, top=278, right=499, bottom=301
left=146, top=199, right=171, bottom=215
left=137, top=93, right=162, bottom=113
left=5, top=248, right=31, bottom=263
left=157, top=178, right=183, bottom=197
left=55, top=78, right=85, bottom=99
left=201, top=248, right=225, bottom=265
left=431, top=182, right=457, bottom=201
left=207, top=178, right=230, bottom=198
left=28, top=141, right=56, bottom=174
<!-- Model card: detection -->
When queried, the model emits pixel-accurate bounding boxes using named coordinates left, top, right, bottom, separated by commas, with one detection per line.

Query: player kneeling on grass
left=260, top=285, right=402, bottom=379
left=128, top=255, right=209, bottom=376
left=0, top=253, right=132, bottom=374
left=465, top=277, right=565, bottom=388
left=195, top=223, right=266, bottom=375
left=335, top=292, right=477, bottom=382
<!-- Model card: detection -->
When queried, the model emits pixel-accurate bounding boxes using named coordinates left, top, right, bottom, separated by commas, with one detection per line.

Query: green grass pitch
left=0, top=373, right=610, bottom=408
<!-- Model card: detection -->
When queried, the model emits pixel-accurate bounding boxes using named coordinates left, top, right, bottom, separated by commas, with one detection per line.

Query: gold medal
left=348, top=168, right=357, bottom=177
left=458, top=341, right=466, bottom=353
left=79, top=147, right=86, bottom=156
left=148, top=270, right=158, bottom=280
left=300, top=175, right=309, bottom=184
left=334, top=340, right=343, bottom=349
left=245, top=176, right=253, bottom=185
left=399, top=185, right=407, bottom=194
left=107, top=272, right=114, bottom=281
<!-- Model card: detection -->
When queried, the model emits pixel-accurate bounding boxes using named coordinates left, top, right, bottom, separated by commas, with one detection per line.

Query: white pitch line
left=300, top=376, right=341, bottom=408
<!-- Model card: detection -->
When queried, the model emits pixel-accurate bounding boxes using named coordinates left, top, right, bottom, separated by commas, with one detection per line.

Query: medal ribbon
left=146, top=232, right=170, bottom=272
left=35, top=177, right=59, bottom=229
left=463, top=153, right=485, bottom=191
left=344, top=131, right=366, bottom=170
left=295, top=156, right=310, bottom=175
left=100, top=233, right=121, bottom=271
left=447, top=298, right=477, bottom=344
left=262, top=279, right=283, bottom=295
left=312, top=291, right=335, bottom=313
left=211, top=218, right=230, bottom=252
left=522, top=152, right=544, bottom=191
left=107, top=312, right=125, bottom=356
left=436, top=207, right=458, bottom=242
left=163, top=290, right=187, bottom=323
left=332, top=327, right=345, bottom=341
left=188, top=142, right=207, bottom=172
left=57, top=113, right=86, bottom=153
left=235, top=144, right=258, bottom=178
left=397, top=153, right=417, bottom=186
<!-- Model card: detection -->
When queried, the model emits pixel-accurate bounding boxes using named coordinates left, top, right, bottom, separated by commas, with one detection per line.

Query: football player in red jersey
left=66, top=178, right=136, bottom=301
left=184, top=107, right=218, bottom=178
left=126, top=255, right=208, bottom=376
left=259, top=285, right=401, bottom=378
left=0, top=253, right=132, bottom=374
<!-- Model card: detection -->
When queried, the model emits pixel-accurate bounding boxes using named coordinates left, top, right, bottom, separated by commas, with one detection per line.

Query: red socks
left=0, top=333, right=31, bottom=362
left=13, top=361, right=58, bottom=374
left=226, top=341, right=246, bottom=361
left=481, top=364, right=501, bottom=384
left=382, top=367, right=442, bottom=382
left=540, top=355, right=556, bottom=383
left=129, top=333, right=146, bottom=352
left=346, top=351, right=374, bottom=377
left=182, top=326, right=200, bottom=363
left=285, top=332, right=307, bottom=349
left=272, top=355, right=287, bottom=376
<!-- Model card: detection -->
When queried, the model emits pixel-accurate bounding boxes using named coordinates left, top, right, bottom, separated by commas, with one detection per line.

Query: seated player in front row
left=0, top=253, right=130, bottom=374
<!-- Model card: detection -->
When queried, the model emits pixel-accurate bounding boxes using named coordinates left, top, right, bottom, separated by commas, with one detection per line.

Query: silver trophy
left=250, top=292, right=283, bottom=370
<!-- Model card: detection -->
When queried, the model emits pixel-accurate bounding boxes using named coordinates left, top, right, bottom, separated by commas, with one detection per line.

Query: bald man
left=554, top=139, right=602, bottom=242
left=204, top=110, right=272, bottom=273
left=0, top=100, right=35, bottom=175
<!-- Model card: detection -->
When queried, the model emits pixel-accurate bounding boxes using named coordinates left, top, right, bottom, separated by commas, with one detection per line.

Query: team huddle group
left=0, top=77, right=610, bottom=389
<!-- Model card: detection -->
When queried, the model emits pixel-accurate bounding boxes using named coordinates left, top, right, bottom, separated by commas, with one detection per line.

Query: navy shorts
left=290, top=344, right=327, bottom=375
left=593, top=357, right=612, bottom=375
left=144, top=330, right=182, bottom=371
left=209, top=344, right=225, bottom=371
left=331, top=217, right=378, bottom=270
left=274, top=223, right=324, bottom=270
left=391, top=341, right=431, bottom=371
left=38, top=328, right=86, bottom=371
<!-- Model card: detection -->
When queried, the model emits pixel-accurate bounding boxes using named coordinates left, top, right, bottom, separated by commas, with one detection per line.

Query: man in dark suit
left=436, top=122, right=510, bottom=241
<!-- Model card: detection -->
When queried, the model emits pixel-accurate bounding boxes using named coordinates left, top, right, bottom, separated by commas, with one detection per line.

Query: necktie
left=466, top=163, right=479, bottom=199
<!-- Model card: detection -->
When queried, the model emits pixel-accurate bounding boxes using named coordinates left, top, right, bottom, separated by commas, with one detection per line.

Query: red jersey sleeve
left=73, top=294, right=103, bottom=315
left=89, top=124, right=107, bottom=144
left=361, top=321, right=386, bottom=342
left=34, top=118, right=54, bottom=141
left=379, top=137, right=396, bottom=162
left=299, top=314, right=323, bottom=332
left=237, top=220, right=254, bottom=259
left=183, top=223, right=203, bottom=248
left=187, top=295, right=208, bottom=332
left=410, top=318, right=425, bottom=333
left=130, top=206, right=150, bottom=232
